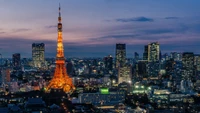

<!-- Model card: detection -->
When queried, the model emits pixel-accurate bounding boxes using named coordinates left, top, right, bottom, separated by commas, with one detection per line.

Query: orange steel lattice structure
left=46, top=4, right=75, bottom=93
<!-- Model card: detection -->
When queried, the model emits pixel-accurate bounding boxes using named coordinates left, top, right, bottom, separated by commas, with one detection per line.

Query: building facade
left=1, top=68, right=10, bottom=84
left=32, top=43, right=45, bottom=68
left=12, top=53, right=21, bottom=67
left=118, top=65, right=132, bottom=84
left=104, top=55, right=113, bottom=71
left=146, top=42, right=160, bottom=77
left=115, top=44, right=126, bottom=68
left=148, top=42, right=160, bottom=62
left=143, top=45, right=148, bottom=60
left=182, top=52, right=194, bottom=80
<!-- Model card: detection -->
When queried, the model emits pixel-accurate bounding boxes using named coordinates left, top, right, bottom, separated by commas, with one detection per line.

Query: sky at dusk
left=1, top=0, right=200, bottom=58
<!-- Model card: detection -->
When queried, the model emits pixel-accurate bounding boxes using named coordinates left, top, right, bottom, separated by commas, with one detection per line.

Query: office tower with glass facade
left=32, top=43, right=45, bottom=68
left=115, top=43, right=126, bottom=68
left=182, top=52, right=194, bottom=80
left=146, top=42, right=160, bottom=77
left=143, top=45, right=148, bottom=60
left=12, top=53, right=21, bottom=67
left=104, top=55, right=113, bottom=71
left=148, top=42, right=160, bottom=62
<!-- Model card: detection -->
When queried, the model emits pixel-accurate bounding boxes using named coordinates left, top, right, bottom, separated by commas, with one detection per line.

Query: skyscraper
left=12, top=53, right=20, bottom=67
left=32, top=43, right=45, bottom=68
left=182, top=52, right=194, bottom=80
left=147, top=42, right=160, bottom=77
left=148, top=42, right=160, bottom=62
left=104, top=55, right=113, bottom=71
left=143, top=45, right=148, bottom=60
left=1, top=68, right=10, bottom=83
left=46, top=4, right=75, bottom=93
left=115, top=43, right=126, bottom=68
left=194, top=54, right=200, bottom=71
left=194, top=54, right=200, bottom=77
left=137, top=60, right=148, bottom=78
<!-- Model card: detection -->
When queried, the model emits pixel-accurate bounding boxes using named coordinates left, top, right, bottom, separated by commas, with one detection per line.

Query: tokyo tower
left=46, top=4, right=75, bottom=93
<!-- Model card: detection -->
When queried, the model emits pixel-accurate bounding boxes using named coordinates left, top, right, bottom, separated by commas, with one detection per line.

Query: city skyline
left=1, top=0, right=200, bottom=58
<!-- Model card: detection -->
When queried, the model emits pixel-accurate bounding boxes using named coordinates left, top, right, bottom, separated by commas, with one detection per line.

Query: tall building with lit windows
left=143, top=45, right=148, bottom=60
left=182, top=52, right=194, bottom=80
left=194, top=54, right=200, bottom=77
left=1, top=68, right=10, bottom=83
left=104, top=55, right=113, bottom=71
left=115, top=43, right=126, bottom=68
left=32, top=43, right=45, bottom=68
left=118, top=65, right=132, bottom=84
left=194, top=54, right=200, bottom=71
left=12, top=53, right=21, bottom=67
left=148, top=42, right=160, bottom=62
left=147, top=42, right=160, bottom=77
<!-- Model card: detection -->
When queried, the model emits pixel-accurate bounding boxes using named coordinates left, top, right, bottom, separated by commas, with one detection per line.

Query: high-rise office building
left=182, top=52, right=194, bottom=80
left=146, top=42, right=160, bottom=77
left=165, top=58, right=175, bottom=78
left=194, top=55, right=200, bottom=77
left=1, top=68, right=10, bottom=83
left=104, top=55, right=113, bottom=71
left=115, top=43, right=126, bottom=68
left=143, top=45, right=148, bottom=60
left=118, top=65, right=132, bottom=84
left=194, top=55, right=200, bottom=71
left=32, top=43, right=45, bottom=68
left=12, top=53, right=21, bottom=67
left=147, top=61, right=160, bottom=77
left=148, top=42, right=160, bottom=62
left=137, top=60, right=148, bottom=78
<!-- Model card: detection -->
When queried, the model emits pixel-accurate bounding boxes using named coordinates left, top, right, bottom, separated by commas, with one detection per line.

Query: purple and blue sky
left=1, top=0, right=200, bottom=58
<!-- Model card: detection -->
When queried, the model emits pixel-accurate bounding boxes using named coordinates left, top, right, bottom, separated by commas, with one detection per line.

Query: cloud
left=45, top=25, right=57, bottom=28
left=116, top=17, right=154, bottom=22
left=165, top=17, right=179, bottom=19
left=0, top=36, right=115, bottom=58
left=90, top=33, right=174, bottom=43
left=12, top=28, right=31, bottom=32
left=93, top=34, right=140, bottom=40
left=0, top=32, right=5, bottom=34
left=141, top=29, right=175, bottom=34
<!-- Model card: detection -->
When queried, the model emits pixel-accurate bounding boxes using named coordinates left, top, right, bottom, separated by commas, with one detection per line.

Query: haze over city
left=1, top=0, right=200, bottom=58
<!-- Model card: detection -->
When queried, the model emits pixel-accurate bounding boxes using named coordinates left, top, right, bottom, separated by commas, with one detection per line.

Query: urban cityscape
left=1, top=0, right=200, bottom=113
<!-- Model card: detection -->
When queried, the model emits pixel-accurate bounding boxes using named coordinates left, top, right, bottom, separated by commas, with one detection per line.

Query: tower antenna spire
left=59, top=3, right=61, bottom=11
left=58, top=3, right=61, bottom=23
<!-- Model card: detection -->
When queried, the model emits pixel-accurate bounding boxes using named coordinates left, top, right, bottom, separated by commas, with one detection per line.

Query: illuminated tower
left=46, top=4, right=75, bottom=93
